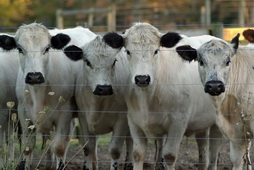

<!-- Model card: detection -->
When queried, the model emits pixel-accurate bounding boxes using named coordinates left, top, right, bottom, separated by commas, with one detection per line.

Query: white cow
left=65, top=23, right=223, bottom=170
left=0, top=23, right=96, bottom=169
left=63, top=33, right=133, bottom=170
left=96, top=23, right=224, bottom=170
left=176, top=33, right=254, bottom=170
left=0, top=40, right=19, bottom=169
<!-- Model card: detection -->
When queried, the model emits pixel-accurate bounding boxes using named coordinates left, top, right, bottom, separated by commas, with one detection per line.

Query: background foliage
left=0, top=0, right=253, bottom=31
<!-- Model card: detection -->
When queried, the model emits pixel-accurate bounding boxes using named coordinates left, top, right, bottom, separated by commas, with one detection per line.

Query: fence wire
left=0, top=24, right=253, bottom=169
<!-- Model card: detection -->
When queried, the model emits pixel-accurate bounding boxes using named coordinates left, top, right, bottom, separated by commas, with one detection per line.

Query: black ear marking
left=103, top=32, right=124, bottom=49
left=230, top=33, right=240, bottom=52
left=160, top=32, right=182, bottom=48
left=51, top=33, right=71, bottom=49
left=176, top=45, right=197, bottom=62
left=0, top=35, right=16, bottom=50
left=64, top=45, right=83, bottom=61
left=243, top=29, right=254, bottom=43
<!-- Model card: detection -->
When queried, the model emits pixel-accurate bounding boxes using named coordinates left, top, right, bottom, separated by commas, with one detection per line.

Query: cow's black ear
left=51, top=33, right=71, bottom=49
left=103, top=32, right=124, bottom=49
left=176, top=45, right=197, bottom=62
left=0, top=35, right=16, bottom=50
left=64, top=45, right=83, bottom=61
left=230, top=33, right=240, bottom=52
left=242, top=29, right=254, bottom=43
left=160, top=32, right=182, bottom=48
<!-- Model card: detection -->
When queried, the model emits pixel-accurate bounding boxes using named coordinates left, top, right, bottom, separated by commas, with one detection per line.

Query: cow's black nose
left=93, top=85, right=113, bottom=96
left=135, top=75, right=150, bottom=87
left=25, top=72, right=45, bottom=85
left=204, top=80, right=225, bottom=96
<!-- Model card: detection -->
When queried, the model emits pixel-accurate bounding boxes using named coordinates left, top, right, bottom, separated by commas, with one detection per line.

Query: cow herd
left=0, top=22, right=253, bottom=170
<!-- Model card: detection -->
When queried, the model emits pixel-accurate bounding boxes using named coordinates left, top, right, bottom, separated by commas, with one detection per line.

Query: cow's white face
left=82, top=36, right=119, bottom=95
left=125, top=41, right=159, bottom=87
left=15, top=24, right=51, bottom=85
left=123, top=23, right=162, bottom=87
left=197, top=40, right=236, bottom=96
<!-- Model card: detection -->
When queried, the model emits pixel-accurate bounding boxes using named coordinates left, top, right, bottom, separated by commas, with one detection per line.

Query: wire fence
left=0, top=24, right=253, bottom=169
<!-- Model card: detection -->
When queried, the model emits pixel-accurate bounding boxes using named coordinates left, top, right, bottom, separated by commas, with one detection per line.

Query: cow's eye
left=225, top=58, right=231, bottom=66
left=43, top=47, right=51, bottom=55
left=43, top=46, right=51, bottom=54
left=199, top=59, right=204, bottom=66
left=85, top=59, right=93, bottom=68
left=112, top=59, right=117, bottom=68
left=154, top=49, right=159, bottom=55
left=17, top=47, right=24, bottom=54
left=125, top=49, right=131, bottom=55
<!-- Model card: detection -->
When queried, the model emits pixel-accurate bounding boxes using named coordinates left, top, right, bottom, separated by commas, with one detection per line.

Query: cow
left=243, top=28, right=254, bottom=47
left=64, top=22, right=223, bottom=170
left=0, top=23, right=96, bottom=169
left=0, top=39, right=19, bottom=169
left=176, top=33, right=254, bottom=169
left=63, top=33, right=133, bottom=170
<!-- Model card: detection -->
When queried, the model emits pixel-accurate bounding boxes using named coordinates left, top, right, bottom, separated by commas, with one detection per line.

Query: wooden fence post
left=56, top=9, right=64, bottom=29
left=107, top=5, right=116, bottom=32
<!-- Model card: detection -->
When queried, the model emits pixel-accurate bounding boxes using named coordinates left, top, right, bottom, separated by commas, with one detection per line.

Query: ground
left=29, top=135, right=243, bottom=170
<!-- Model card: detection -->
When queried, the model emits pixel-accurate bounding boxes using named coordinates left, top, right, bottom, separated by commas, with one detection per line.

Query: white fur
left=71, top=35, right=132, bottom=170
left=0, top=44, right=19, bottom=168
left=195, top=38, right=254, bottom=170
left=14, top=23, right=96, bottom=169
left=122, top=23, right=222, bottom=170
left=246, top=43, right=254, bottom=47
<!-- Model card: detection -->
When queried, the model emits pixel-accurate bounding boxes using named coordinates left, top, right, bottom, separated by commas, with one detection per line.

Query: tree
left=0, top=0, right=32, bottom=27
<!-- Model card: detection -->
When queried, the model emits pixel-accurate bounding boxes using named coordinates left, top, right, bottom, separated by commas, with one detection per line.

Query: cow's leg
left=82, top=136, right=98, bottom=170
left=18, top=104, right=36, bottom=170
left=77, top=113, right=98, bottom=170
left=195, top=130, right=209, bottom=170
left=0, top=121, right=5, bottom=169
left=7, top=118, right=16, bottom=168
left=108, top=134, right=124, bottom=170
left=0, top=114, right=18, bottom=169
left=154, top=138, right=164, bottom=169
left=108, top=119, right=129, bottom=170
left=124, top=132, right=133, bottom=170
left=54, top=120, right=75, bottom=170
left=208, top=124, right=223, bottom=170
left=230, top=139, right=250, bottom=170
left=51, top=111, right=73, bottom=169
left=163, top=119, right=188, bottom=170
left=41, top=133, right=54, bottom=169
left=128, top=119, right=147, bottom=170
left=22, top=128, right=36, bottom=170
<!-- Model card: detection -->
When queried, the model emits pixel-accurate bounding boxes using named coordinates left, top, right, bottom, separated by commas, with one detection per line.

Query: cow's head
left=88, top=23, right=183, bottom=87
left=0, top=23, right=70, bottom=85
left=176, top=33, right=240, bottom=96
left=64, top=33, right=123, bottom=96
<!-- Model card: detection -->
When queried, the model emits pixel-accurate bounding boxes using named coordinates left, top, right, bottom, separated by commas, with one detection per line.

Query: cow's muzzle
left=25, top=72, right=45, bottom=85
left=135, top=75, right=150, bottom=87
left=204, top=80, right=225, bottom=96
left=93, top=85, right=113, bottom=96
